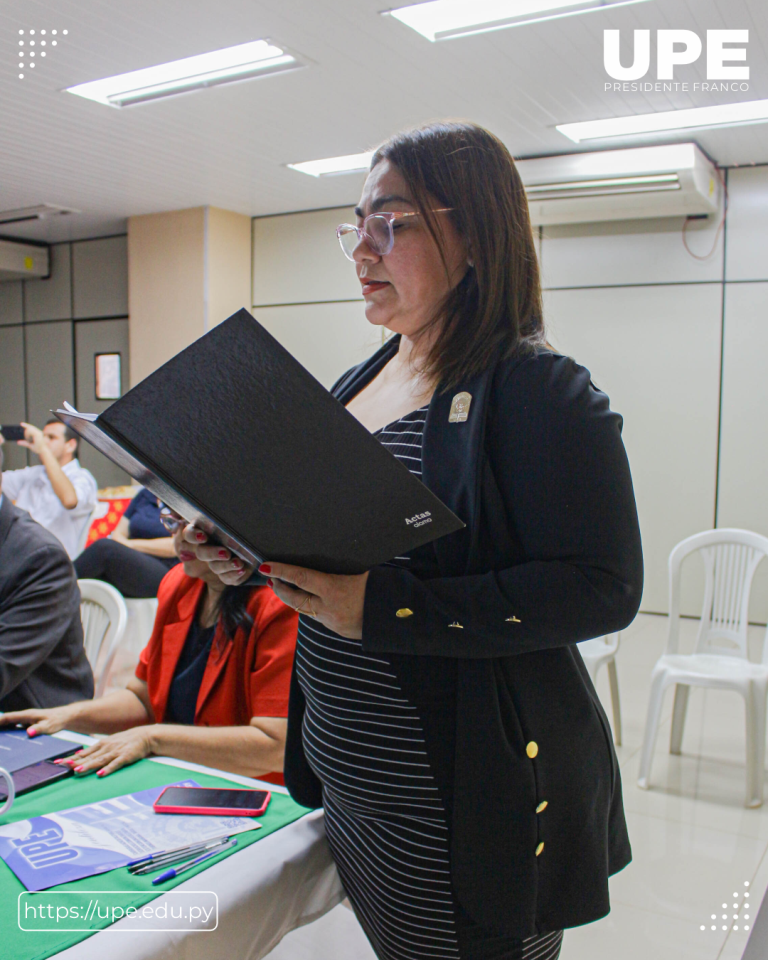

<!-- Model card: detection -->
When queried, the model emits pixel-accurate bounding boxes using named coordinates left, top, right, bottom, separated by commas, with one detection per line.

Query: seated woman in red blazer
left=0, top=525, right=298, bottom=785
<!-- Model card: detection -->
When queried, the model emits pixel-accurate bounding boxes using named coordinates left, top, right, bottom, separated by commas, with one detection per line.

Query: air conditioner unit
left=0, top=238, right=50, bottom=282
left=517, top=143, right=720, bottom=226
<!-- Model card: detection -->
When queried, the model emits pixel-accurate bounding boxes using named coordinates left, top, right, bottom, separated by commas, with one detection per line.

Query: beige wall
left=129, top=206, right=251, bottom=387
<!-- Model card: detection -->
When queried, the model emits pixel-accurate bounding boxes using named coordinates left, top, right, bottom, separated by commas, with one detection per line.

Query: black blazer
left=284, top=337, right=643, bottom=938
left=0, top=496, right=94, bottom=710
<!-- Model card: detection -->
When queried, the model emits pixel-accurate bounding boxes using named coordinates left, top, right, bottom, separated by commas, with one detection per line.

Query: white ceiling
left=2, top=0, right=767, bottom=243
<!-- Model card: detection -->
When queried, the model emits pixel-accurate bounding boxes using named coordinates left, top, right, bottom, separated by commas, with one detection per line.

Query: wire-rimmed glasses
left=336, top=208, right=453, bottom=261
left=159, top=506, right=184, bottom=534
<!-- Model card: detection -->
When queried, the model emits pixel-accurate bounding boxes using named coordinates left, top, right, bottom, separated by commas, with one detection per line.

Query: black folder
left=55, top=309, right=463, bottom=574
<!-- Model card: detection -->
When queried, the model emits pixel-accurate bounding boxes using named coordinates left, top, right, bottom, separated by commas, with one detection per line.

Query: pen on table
left=130, top=837, right=235, bottom=875
left=152, top=839, right=238, bottom=885
left=127, top=833, right=233, bottom=868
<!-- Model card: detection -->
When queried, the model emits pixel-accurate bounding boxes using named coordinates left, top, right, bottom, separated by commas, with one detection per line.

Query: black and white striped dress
left=295, top=407, right=563, bottom=960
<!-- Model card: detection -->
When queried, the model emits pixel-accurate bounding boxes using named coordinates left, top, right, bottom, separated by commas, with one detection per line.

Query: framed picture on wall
left=95, top=352, right=122, bottom=400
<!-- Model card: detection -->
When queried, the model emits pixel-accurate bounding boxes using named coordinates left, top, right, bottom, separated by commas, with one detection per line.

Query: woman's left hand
left=55, top=727, right=155, bottom=778
left=261, top=563, right=369, bottom=640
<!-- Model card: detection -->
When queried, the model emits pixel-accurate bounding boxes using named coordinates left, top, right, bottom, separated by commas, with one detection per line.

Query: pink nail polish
left=27, top=728, right=37, bottom=737
left=75, top=765, right=84, bottom=772
left=97, top=769, right=106, bottom=777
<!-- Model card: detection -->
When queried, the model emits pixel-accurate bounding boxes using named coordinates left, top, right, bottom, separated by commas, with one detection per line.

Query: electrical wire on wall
left=682, top=165, right=728, bottom=260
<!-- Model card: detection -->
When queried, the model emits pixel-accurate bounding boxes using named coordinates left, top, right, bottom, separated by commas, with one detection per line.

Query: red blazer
left=135, top=564, right=298, bottom=785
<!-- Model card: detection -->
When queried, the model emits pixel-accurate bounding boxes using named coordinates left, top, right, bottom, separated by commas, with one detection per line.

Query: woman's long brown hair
left=371, top=121, right=545, bottom=390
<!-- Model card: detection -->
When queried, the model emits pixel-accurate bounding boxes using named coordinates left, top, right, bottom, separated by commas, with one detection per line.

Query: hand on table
left=0, top=705, right=75, bottom=736
left=54, top=727, right=154, bottom=778
left=260, top=562, right=369, bottom=640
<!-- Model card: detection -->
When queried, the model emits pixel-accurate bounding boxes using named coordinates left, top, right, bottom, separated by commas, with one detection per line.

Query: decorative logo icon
left=17, top=28, right=68, bottom=80
left=700, top=881, right=751, bottom=933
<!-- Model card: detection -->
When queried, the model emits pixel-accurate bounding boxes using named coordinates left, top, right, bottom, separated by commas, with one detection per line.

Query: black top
left=0, top=496, right=94, bottom=710
left=124, top=487, right=167, bottom=540
left=165, top=617, right=216, bottom=725
left=284, top=340, right=644, bottom=939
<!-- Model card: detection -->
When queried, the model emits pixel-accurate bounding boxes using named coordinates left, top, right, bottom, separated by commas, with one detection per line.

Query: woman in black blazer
left=188, top=121, right=643, bottom=960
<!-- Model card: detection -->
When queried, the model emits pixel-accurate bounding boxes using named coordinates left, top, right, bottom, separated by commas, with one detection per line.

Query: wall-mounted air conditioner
left=517, top=143, right=720, bottom=226
left=0, top=238, right=50, bottom=282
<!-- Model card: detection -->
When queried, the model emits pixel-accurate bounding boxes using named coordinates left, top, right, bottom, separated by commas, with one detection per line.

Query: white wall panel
left=0, top=281, right=22, bottom=325
left=24, top=243, right=72, bottom=323
left=253, top=207, right=362, bottom=307
left=717, top=282, right=768, bottom=623
left=724, top=166, right=768, bottom=282
left=72, top=236, right=128, bottom=319
left=540, top=213, right=724, bottom=289
left=544, top=284, right=722, bottom=616
left=253, top=301, right=382, bottom=390
left=0, top=326, right=28, bottom=471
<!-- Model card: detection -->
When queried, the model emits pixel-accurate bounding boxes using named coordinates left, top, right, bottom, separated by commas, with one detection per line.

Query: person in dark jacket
left=181, top=121, right=644, bottom=960
left=0, top=446, right=93, bottom=712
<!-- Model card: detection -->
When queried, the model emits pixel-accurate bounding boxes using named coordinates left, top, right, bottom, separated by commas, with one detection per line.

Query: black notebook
left=55, top=308, right=463, bottom=574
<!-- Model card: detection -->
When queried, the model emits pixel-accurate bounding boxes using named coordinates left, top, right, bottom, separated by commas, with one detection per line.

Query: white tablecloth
left=46, top=739, right=344, bottom=960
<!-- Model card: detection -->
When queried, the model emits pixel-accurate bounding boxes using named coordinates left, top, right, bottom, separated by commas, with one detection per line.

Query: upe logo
left=604, top=29, right=749, bottom=81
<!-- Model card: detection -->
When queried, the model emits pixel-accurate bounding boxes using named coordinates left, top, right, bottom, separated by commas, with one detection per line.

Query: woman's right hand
left=0, top=705, right=77, bottom=737
left=179, top=524, right=254, bottom=586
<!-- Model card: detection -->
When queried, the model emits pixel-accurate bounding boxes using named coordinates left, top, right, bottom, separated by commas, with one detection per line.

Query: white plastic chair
left=578, top=634, right=622, bottom=745
left=637, top=529, right=768, bottom=808
left=78, top=579, right=128, bottom=698
left=124, top=598, right=159, bottom=658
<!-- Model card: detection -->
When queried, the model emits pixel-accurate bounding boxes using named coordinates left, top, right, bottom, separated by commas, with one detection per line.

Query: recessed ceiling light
left=557, top=98, right=768, bottom=142
left=385, top=0, right=653, bottom=42
left=288, top=151, right=374, bottom=177
left=66, top=39, right=303, bottom=108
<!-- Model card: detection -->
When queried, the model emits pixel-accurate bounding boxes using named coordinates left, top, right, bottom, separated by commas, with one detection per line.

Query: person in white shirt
left=0, top=420, right=97, bottom=559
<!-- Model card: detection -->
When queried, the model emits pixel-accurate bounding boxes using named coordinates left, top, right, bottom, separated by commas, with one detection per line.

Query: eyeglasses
left=159, top=506, right=184, bottom=534
left=336, top=208, right=453, bottom=261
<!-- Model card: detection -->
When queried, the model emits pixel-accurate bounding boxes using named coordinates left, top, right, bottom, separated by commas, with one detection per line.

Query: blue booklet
left=0, top=780, right=259, bottom=891
left=0, top=729, right=78, bottom=772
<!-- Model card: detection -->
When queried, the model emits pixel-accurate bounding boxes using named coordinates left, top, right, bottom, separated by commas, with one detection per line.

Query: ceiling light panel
left=287, top=152, right=374, bottom=177
left=66, top=40, right=302, bottom=107
left=385, top=0, right=653, bottom=42
left=557, top=99, right=768, bottom=142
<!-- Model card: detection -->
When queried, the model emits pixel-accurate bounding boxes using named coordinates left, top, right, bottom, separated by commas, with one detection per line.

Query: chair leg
left=607, top=658, right=622, bottom=747
left=670, top=684, right=690, bottom=755
left=745, top=683, right=767, bottom=809
left=638, top=669, right=668, bottom=790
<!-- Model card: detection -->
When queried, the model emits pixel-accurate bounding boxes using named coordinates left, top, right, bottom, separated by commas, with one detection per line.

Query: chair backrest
left=667, top=529, right=768, bottom=661
left=78, top=579, right=128, bottom=697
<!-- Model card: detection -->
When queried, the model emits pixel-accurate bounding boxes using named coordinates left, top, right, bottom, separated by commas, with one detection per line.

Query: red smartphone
left=153, top=786, right=271, bottom=817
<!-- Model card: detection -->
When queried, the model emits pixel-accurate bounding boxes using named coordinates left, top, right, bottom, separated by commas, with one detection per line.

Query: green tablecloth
left=0, top=759, right=310, bottom=960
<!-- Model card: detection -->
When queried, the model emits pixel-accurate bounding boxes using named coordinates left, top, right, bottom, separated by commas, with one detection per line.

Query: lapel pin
left=448, top=392, right=472, bottom=423
left=448, top=621, right=464, bottom=629
left=506, top=616, right=521, bottom=623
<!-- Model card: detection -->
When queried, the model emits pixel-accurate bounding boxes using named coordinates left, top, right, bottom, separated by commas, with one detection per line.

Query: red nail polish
left=266, top=578, right=273, bottom=587
left=218, top=550, right=229, bottom=559
left=259, top=564, right=271, bottom=573
left=195, top=532, right=206, bottom=542
left=179, top=552, right=196, bottom=561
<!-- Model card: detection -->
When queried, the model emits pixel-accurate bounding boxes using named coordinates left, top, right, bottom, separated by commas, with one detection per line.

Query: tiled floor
left=265, top=613, right=768, bottom=960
